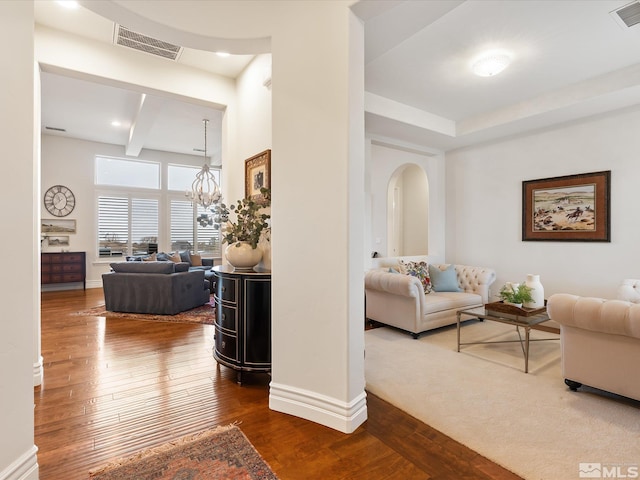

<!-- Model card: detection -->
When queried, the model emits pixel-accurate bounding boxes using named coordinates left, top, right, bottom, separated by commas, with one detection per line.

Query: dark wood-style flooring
left=35, top=288, right=521, bottom=479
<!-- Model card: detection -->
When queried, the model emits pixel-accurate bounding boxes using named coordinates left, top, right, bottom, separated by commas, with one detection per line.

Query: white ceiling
left=37, top=0, right=640, bottom=156
left=362, top=0, right=640, bottom=151
left=35, top=0, right=253, bottom=160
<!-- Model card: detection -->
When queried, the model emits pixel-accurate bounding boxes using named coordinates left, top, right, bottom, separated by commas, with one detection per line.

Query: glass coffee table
left=456, top=305, right=558, bottom=373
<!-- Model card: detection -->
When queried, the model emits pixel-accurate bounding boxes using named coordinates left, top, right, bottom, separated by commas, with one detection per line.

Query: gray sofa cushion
left=175, top=262, right=190, bottom=272
left=111, top=261, right=175, bottom=274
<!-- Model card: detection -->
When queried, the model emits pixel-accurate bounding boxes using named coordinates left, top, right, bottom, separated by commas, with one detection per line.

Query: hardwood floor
left=36, top=289, right=521, bottom=480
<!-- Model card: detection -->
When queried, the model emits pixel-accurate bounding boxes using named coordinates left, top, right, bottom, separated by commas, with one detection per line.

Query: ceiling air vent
left=114, top=25, right=183, bottom=61
left=614, top=1, right=640, bottom=28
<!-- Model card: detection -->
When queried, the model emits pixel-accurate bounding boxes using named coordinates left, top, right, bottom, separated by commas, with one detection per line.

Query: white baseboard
left=33, top=356, right=43, bottom=387
left=269, top=382, right=367, bottom=433
left=0, top=446, right=38, bottom=480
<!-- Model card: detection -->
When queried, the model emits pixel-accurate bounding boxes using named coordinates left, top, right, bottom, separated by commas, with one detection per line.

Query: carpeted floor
left=89, top=424, right=278, bottom=479
left=365, top=321, right=640, bottom=480
left=73, top=298, right=215, bottom=325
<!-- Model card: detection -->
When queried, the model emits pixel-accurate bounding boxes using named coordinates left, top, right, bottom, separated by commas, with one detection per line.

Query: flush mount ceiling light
left=472, top=52, right=511, bottom=77
left=56, top=0, right=79, bottom=9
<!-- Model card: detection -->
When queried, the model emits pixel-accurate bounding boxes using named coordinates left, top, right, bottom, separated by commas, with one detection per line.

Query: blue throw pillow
left=429, top=264, right=461, bottom=292
left=179, top=250, right=192, bottom=265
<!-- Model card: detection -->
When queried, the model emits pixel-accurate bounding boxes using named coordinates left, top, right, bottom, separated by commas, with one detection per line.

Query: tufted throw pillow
left=401, top=260, right=432, bottom=294
left=168, top=252, right=181, bottom=263
left=429, top=264, right=462, bottom=292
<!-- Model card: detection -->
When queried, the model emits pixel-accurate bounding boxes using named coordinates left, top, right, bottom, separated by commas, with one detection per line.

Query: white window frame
left=94, top=156, right=222, bottom=261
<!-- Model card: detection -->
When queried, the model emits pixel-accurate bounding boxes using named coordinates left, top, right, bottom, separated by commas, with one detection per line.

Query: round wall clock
left=44, top=185, right=76, bottom=217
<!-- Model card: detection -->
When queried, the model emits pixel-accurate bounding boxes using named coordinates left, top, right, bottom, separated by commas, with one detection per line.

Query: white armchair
left=547, top=288, right=640, bottom=402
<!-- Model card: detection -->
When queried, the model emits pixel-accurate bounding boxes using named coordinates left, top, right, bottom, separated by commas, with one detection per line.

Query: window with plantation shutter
left=98, top=196, right=129, bottom=258
left=170, top=200, right=221, bottom=256
left=95, top=156, right=222, bottom=260
left=197, top=204, right=220, bottom=256
left=131, top=198, right=159, bottom=254
left=98, top=196, right=159, bottom=257
left=170, top=200, right=194, bottom=252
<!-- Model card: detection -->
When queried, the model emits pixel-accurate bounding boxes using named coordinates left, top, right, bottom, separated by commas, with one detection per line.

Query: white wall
left=233, top=54, right=273, bottom=268
left=41, top=135, right=213, bottom=288
left=0, top=1, right=39, bottom=479
left=369, top=143, right=445, bottom=264
left=445, top=106, right=640, bottom=300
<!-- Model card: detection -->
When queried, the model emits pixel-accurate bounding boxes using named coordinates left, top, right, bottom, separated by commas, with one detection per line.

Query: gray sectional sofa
left=102, top=261, right=211, bottom=315
left=126, top=251, right=217, bottom=291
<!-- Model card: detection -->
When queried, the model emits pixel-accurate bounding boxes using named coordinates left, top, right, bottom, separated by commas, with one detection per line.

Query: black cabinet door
left=244, top=278, right=271, bottom=365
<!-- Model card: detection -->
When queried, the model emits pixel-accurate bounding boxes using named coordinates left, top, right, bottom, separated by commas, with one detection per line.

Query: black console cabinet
left=211, top=265, right=271, bottom=384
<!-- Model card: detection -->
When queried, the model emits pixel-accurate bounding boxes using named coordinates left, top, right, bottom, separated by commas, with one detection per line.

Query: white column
left=268, top=3, right=367, bottom=433
left=0, top=1, right=39, bottom=479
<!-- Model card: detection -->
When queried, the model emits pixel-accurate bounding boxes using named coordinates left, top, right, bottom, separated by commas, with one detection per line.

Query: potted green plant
left=498, top=282, right=534, bottom=307
left=212, top=188, right=270, bottom=271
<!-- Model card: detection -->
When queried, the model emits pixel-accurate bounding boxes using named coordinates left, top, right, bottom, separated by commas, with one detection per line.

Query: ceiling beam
left=126, top=94, right=166, bottom=157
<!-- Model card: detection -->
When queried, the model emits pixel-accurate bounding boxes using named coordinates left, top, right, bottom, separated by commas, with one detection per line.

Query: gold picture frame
left=522, top=170, right=611, bottom=242
left=244, top=149, right=271, bottom=204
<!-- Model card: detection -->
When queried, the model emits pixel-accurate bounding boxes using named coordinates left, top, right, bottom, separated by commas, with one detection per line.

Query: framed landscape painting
left=522, top=171, right=611, bottom=242
left=244, top=149, right=271, bottom=205
left=41, top=218, right=76, bottom=234
left=46, top=236, right=70, bottom=247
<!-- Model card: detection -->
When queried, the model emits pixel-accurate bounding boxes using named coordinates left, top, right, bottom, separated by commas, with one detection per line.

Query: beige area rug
left=365, top=321, right=640, bottom=480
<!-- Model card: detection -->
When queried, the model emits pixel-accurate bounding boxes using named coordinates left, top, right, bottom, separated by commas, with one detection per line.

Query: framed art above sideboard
left=244, top=149, right=271, bottom=205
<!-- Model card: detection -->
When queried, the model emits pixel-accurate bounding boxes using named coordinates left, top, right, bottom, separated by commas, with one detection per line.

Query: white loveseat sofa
left=547, top=287, right=640, bottom=401
left=365, top=255, right=496, bottom=338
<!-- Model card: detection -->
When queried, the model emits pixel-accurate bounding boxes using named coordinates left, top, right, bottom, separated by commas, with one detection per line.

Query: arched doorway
left=387, top=164, right=429, bottom=256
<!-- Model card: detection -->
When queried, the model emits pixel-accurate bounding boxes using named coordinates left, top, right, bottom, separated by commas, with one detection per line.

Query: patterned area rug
left=73, top=298, right=215, bottom=325
left=89, top=425, right=278, bottom=479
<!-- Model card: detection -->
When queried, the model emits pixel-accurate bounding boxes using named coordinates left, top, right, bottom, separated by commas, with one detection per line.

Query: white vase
left=524, top=274, right=544, bottom=308
left=225, top=241, right=262, bottom=272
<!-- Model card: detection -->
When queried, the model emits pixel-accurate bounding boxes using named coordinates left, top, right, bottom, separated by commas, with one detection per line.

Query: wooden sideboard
left=211, top=265, right=271, bottom=384
left=41, top=252, right=86, bottom=290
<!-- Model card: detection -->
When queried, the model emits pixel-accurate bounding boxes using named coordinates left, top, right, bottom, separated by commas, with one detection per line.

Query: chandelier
left=185, top=119, right=221, bottom=209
